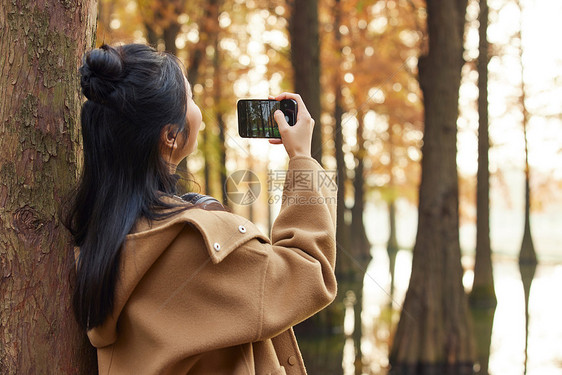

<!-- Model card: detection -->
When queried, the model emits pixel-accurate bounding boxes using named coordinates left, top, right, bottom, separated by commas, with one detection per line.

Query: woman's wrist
left=287, top=155, right=322, bottom=169
left=289, top=152, right=311, bottom=159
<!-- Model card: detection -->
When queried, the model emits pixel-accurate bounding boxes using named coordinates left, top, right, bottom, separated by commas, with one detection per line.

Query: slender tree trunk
left=292, top=1, right=346, bottom=374
left=387, top=122, right=399, bottom=304
left=188, top=0, right=219, bottom=87
left=0, top=0, right=98, bottom=373
left=145, top=23, right=159, bottom=48
left=389, top=1, right=475, bottom=373
left=142, top=0, right=186, bottom=54
left=515, top=2, right=538, bottom=373
left=97, top=0, right=114, bottom=38
left=351, top=110, right=370, bottom=267
left=247, top=143, right=254, bottom=222
left=350, top=110, right=372, bottom=374
left=289, top=0, right=323, bottom=164
left=332, top=0, right=349, bottom=268
left=186, top=0, right=221, bottom=195
left=387, top=200, right=399, bottom=303
left=214, top=35, right=227, bottom=206
left=334, top=87, right=347, bottom=267
left=203, top=126, right=211, bottom=194
left=163, top=22, right=181, bottom=55
left=515, top=0, right=537, bottom=269
left=470, top=0, right=496, bottom=309
left=470, top=2, right=496, bottom=374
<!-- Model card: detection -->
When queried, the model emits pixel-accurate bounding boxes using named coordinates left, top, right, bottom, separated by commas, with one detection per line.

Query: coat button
left=213, top=242, right=221, bottom=251
left=287, top=355, right=297, bottom=366
left=238, top=225, right=246, bottom=233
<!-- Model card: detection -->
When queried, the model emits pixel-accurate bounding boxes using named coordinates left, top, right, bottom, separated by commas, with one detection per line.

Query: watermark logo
left=225, top=169, right=261, bottom=205
left=225, top=169, right=338, bottom=206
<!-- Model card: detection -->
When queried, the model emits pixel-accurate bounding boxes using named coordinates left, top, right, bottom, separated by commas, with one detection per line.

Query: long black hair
left=64, top=44, right=194, bottom=330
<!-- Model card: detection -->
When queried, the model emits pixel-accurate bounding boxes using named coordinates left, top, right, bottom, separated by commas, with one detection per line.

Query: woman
left=65, top=43, right=337, bottom=375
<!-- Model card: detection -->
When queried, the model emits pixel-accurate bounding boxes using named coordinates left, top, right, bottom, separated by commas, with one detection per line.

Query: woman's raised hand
left=268, top=93, right=315, bottom=159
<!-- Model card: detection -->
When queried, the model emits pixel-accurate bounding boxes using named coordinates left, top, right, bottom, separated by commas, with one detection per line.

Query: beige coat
left=86, top=156, right=337, bottom=374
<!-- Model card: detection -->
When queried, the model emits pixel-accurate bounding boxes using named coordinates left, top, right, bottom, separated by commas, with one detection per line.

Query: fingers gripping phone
left=237, top=99, right=298, bottom=138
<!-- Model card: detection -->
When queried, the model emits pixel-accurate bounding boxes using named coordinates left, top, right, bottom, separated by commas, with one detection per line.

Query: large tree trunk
left=469, top=1, right=496, bottom=374
left=289, top=0, right=323, bottom=164
left=389, top=1, right=475, bottom=374
left=0, top=0, right=98, bottom=373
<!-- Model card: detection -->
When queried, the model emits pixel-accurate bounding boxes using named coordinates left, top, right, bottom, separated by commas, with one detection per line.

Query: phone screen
left=237, top=99, right=297, bottom=138
left=238, top=100, right=281, bottom=138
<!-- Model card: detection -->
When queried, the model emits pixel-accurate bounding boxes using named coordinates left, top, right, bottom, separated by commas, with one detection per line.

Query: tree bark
left=389, top=1, right=475, bottom=373
left=0, top=0, right=98, bottom=373
left=289, top=0, right=323, bottom=164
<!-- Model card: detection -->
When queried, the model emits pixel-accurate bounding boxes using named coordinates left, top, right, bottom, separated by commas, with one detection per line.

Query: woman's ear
left=160, top=125, right=179, bottom=150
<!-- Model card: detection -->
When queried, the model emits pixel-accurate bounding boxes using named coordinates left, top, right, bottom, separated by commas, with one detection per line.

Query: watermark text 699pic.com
left=267, top=169, right=338, bottom=206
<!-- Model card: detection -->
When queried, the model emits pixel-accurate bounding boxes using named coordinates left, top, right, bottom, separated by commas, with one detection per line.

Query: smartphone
left=237, top=99, right=298, bottom=138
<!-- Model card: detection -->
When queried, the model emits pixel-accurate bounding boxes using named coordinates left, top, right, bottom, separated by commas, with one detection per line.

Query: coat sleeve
left=255, top=155, right=338, bottom=341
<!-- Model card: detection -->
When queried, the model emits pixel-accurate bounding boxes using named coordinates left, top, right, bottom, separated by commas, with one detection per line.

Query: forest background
left=1, top=0, right=561, bottom=374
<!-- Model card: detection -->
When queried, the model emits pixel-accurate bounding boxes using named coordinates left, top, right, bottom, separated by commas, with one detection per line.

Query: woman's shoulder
left=129, top=193, right=224, bottom=234
left=127, top=194, right=271, bottom=263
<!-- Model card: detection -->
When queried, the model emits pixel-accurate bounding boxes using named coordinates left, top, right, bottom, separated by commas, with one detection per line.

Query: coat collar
left=126, top=207, right=270, bottom=264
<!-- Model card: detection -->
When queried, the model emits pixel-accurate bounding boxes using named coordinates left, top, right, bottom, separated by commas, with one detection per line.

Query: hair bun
left=80, top=45, right=124, bottom=104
